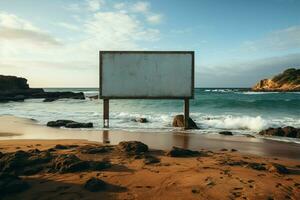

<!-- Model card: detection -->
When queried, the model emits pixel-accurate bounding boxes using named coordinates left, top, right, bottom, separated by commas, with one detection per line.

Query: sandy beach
left=0, top=116, right=300, bottom=200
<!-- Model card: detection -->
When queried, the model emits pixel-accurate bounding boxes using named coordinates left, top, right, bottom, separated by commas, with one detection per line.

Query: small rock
left=144, top=155, right=160, bottom=164
left=118, top=141, right=148, bottom=155
left=268, top=163, right=289, bottom=174
left=219, top=131, right=233, bottom=136
left=55, top=144, right=69, bottom=150
left=231, top=149, right=238, bottom=152
left=220, top=148, right=228, bottom=151
left=84, top=177, right=106, bottom=192
left=132, top=118, right=148, bottom=123
left=247, top=162, right=266, bottom=171
left=191, top=187, right=200, bottom=193
left=244, top=134, right=256, bottom=138
left=166, top=146, right=202, bottom=157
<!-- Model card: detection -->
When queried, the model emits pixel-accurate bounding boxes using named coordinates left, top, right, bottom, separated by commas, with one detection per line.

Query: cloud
left=0, top=12, right=61, bottom=57
left=83, top=11, right=160, bottom=50
left=131, top=1, right=150, bottom=13
left=146, top=14, right=163, bottom=24
left=0, top=27, right=61, bottom=46
left=86, top=0, right=105, bottom=11
left=56, top=22, right=79, bottom=31
left=242, top=25, right=300, bottom=52
left=113, top=2, right=126, bottom=10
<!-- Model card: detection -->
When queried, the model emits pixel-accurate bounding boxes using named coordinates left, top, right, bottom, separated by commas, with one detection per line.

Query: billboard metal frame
left=99, top=50, right=195, bottom=129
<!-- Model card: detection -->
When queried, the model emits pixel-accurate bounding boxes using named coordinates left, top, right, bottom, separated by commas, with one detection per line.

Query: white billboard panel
left=100, top=51, right=194, bottom=99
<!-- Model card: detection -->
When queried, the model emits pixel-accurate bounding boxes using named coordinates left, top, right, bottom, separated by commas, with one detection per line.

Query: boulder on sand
left=166, top=146, right=202, bottom=157
left=172, top=115, right=199, bottom=129
left=118, top=141, right=148, bottom=155
left=259, top=126, right=300, bottom=138
left=84, top=177, right=107, bottom=192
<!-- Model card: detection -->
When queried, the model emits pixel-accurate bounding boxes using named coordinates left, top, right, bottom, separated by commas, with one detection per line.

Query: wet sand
left=1, top=116, right=300, bottom=160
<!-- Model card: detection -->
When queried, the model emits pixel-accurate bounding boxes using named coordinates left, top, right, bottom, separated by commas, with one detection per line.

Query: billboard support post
left=103, top=98, right=109, bottom=128
left=184, top=98, right=190, bottom=129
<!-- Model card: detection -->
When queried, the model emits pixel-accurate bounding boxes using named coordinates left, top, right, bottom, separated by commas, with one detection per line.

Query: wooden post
left=184, top=98, right=189, bottom=130
left=103, top=99, right=109, bottom=128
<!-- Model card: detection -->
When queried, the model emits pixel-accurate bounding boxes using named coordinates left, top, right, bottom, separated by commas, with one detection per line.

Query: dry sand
left=0, top=139, right=300, bottom=200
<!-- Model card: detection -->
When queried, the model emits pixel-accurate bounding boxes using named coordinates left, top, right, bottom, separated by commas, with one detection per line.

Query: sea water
left=0, top=88, right=299, bottom=142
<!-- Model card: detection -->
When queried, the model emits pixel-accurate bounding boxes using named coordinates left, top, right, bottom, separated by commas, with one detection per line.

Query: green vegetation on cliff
left=272, top=68, right=300, bottom=85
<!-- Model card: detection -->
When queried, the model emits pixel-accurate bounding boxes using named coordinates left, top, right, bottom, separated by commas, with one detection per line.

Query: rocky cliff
left=252, top=68, right=300, bottom=91
left=0, top=75, right=85, bottom=103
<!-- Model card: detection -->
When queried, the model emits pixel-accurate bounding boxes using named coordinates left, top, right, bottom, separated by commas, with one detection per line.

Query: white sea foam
left=202, top=115, right=268, bottom=131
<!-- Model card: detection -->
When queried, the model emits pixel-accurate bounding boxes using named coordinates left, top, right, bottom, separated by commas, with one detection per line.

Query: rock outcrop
left=252, top=68, right=300, bottom=91
left=259, top=126, right=300, bottom=138
left=166, top=146, right=203, bottom=157
left=172, top=115, right=199, bottom=129
left=0, top=75, right=85, bottom=103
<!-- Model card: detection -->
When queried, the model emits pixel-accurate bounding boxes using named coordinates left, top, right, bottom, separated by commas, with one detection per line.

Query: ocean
left=0, top=88, right=299, bottom=142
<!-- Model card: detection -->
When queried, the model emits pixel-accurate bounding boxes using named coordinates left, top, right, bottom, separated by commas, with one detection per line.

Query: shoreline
left=1, top=115, right=300, bottom=160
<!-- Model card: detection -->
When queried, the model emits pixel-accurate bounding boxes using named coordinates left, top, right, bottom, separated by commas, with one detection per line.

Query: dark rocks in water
left=47, top=120, right=93, bottom=128
left=47, top=120, right=74, bottom=127
left=0, top=173, right=29, bottom=196
left=84, top=177, right=107, bottom=192
left=268, top=163, right=289, bottom=174
left=0, top=75, right=29, bottom=90
left=0, top=75, right=85, bottom=103
left=118, top=141, right=148, bottom=155
left=144, top=155, right=160, bottom=165
left=131, top=118, right=148, bottom=123
left=172, top=115, right=199, bottom=129
left=41, top=92, right=85, bottom=102
left=65, top=122, right=93, bottom=128
left=52, top=154, right=89, bottom=173
left=88, top=95, right=99, bottom=100
left=219, top=131, right=233, bottom=136
left=43, top=98, right=56, bottom=102
left=166, top=146, right=202, bottom=157
left=259, top=126, right=300, bottom=138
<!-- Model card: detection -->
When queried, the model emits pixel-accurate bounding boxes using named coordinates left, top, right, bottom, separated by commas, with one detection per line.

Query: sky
left=0, top=0, right=300, bottom=88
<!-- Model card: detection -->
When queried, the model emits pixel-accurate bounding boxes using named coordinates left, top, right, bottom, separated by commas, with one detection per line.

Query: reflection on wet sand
left=1, top=116, right=300, bottom=160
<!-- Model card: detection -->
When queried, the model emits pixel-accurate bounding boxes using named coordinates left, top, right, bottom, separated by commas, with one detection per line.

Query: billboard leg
left=184, top=98, right=189, bottom=130
left=103, top=99, right=109, bottom=128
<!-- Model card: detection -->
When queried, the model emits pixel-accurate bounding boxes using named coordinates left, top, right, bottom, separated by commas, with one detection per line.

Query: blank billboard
left=100, top=51, right=194, bottom=99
